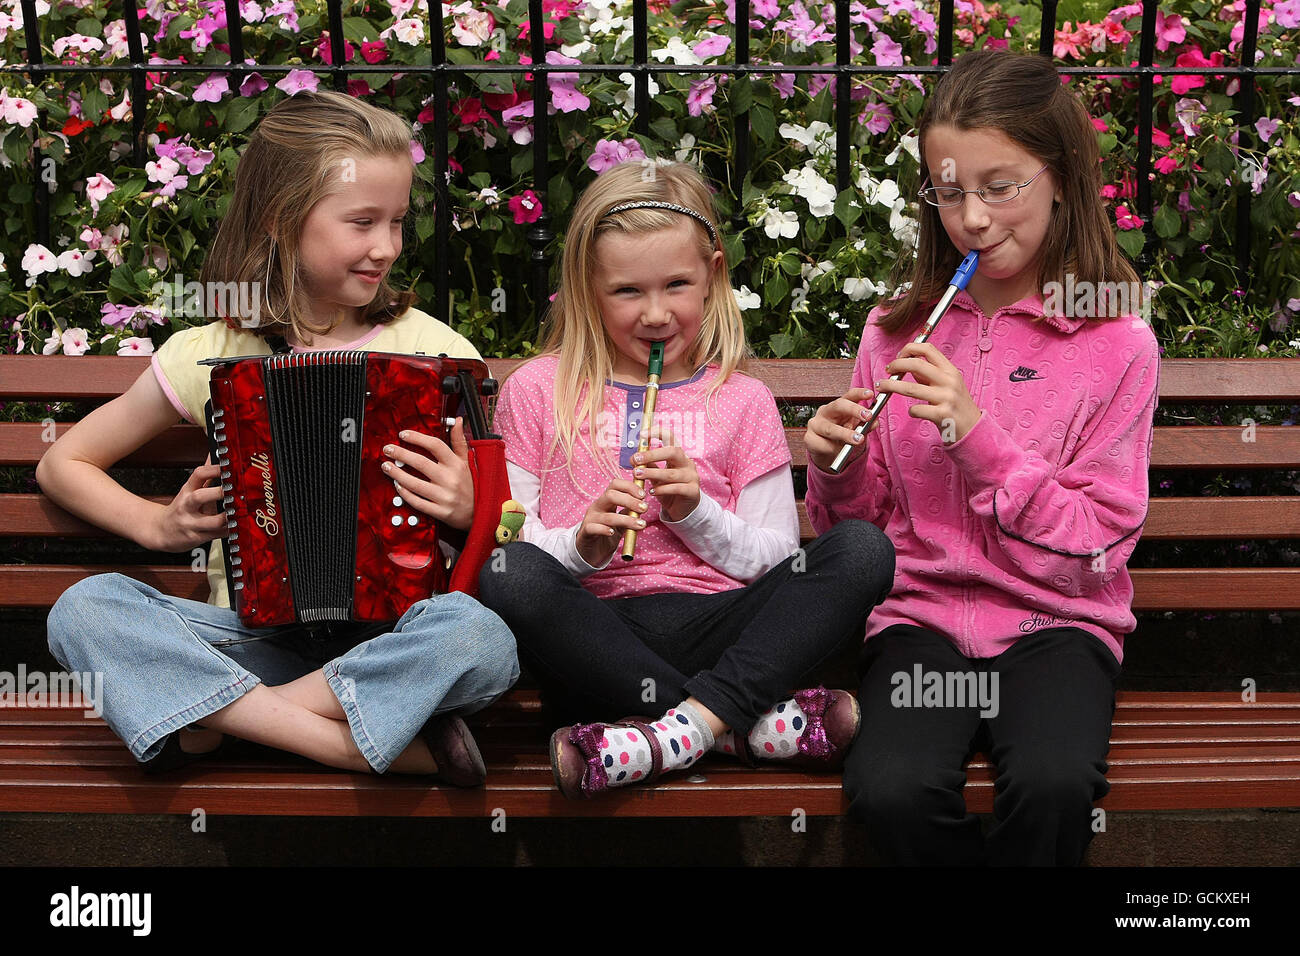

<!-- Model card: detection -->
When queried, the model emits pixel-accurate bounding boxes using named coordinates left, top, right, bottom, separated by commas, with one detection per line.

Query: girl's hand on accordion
left=382, top=418, right=475, bottom=531
left=150, top=459, right=228, bottom=552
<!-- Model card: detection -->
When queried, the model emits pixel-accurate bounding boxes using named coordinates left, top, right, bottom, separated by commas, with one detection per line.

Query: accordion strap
left=446, top=436, right=512, bottom=599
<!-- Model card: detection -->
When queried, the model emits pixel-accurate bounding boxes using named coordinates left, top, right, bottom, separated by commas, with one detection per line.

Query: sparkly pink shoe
left=550, top=717, right=664, bottom=800
left=729, top=688, right=861, bottom=771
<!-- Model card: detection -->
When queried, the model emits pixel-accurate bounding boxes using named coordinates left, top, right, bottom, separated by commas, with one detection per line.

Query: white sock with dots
left=714, top=696, right=809, bottom=761
left=592, top=701, right=714, bottom=787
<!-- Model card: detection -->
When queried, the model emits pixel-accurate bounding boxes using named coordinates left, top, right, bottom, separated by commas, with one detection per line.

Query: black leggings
left=478, top=520, right=895, bottom=734
left=843, top=623, right=1121, bottom=866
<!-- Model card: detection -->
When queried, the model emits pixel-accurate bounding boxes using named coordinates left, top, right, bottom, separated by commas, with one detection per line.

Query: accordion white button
left=392, top=496, right=403, bottom=507
left=407, top=516, right=418, bottom=526
left=391, top=515, right=402, bottom=526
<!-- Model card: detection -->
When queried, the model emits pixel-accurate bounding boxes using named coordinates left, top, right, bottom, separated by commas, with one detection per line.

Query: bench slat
left=6, top=356, right=1299, bottom=403
left=4, top=565, right=1299, bottom=610
left=7, top=494, right=1299, bottom=540
left=6, top=423, right=1296, bottom=470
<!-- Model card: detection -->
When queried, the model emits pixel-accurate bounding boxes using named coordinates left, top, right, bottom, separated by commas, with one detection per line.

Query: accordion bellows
left=206, top=351, right=496, bottom=627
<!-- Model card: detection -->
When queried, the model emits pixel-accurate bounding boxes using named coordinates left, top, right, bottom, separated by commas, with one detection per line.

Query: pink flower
left=21, top=244, right=57, bottom=276
left=409, top=141, right=425, bottom=164
left=1171, top=48, right=1223, bottom=96
left=1115, top=206, right=1142, bottom=230
left=1276, top=1, right=1300, bottom=28
left=61, top=328, right=90, bottom=356
left=693, top=35, right=731, bottom=59
left=316, top=36, right=355, bottom=65
left=860, top=100, right=892, bottom=134
left=275, top=69, right=320, bottom=96
left=1154, top=10, right=1185, bottom=52
left=1174, top=98, right=1206, bottom=137
left=1256, top=117, right=1279, bottom=143
left=1100, top=184, right=1119, bottom=199
left=1092, top=117, right=1109, bottom=133
left=509, top=189, right=543, bottom=225
left=360, top=40, right=387, bottom=64
left=1150, top=127, right=1171, bottom=148
left=85, top=173, right=115, bottom=214
left=872, top=33, right=904, bottom=67
left=1154, top=156, right=1178, bottom=174
left=117, top=336, right=154, bottom=356
left=239, top=72, right=268, bottom=97
left=686, top=76, right=718, bottom=116
left=546, top=52, right=589, bottom=113
left=100, top=302, right=137, bottom=328
left=587, top=138, right=647, bottom=174
left=771, top=68, right=796, bottom=99
left=452, top=9, right=495, bottom=46
left=192, top=73, right=229, bottom=103
left=502, top=101, right=534, bottom=145
left=0, top=90, right=37, bottom=128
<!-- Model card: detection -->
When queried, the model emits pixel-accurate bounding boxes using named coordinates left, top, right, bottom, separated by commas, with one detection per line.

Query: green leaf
left=768, top=332, right=795, bottom=358
left=649, top=116, right=678, bottom=143
left=342, top=16, right=380, bottom=44
left=750, top=104, right=775, bottom=144
left=416, top=215, right=436, bottom=242
left=1153, top=205, right=1181, bottom=239
left=834, top=189, right=862, bottom=228
left=548, top=173, right=574, bottom=212
left=108, top=264, right=138, bottom=300
left=730, top=79, right=753, bottom=115
left=764, top=271, right=789, bottom=306
left=1097, top=132, right=1117, bottom=155
left=225, top=96, right=259, bottom=134
left=778, top=253, right=802, bottom=276
left=804, top=215, right=825, bottom=244
left=117, top=178, right=147, bottom=201
left=1116, top=229, right=1145, bottom=259
left=75, top=17, right=102, bottom=37
left=81, top=87, right=109, bottom=123
left=8, top=183, right=31, bottom=204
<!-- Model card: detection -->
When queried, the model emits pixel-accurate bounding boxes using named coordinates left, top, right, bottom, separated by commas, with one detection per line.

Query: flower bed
left=0, top=0, right=1296, bottom=359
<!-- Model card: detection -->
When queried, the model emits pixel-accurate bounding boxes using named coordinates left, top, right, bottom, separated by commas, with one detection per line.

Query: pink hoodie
left=806, top=290, right=1160, bottom=663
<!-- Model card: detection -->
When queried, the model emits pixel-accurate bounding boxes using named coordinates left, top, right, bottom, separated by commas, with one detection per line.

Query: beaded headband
left=604, top=201, right=718, bottom=247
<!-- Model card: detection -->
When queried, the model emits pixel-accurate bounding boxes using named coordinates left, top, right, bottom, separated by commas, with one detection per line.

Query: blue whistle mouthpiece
left=951, top=250, right=979, bottom=290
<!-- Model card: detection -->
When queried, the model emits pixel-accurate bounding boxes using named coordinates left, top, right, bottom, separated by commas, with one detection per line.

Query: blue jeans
left=46, top=573, right=519, bottom=773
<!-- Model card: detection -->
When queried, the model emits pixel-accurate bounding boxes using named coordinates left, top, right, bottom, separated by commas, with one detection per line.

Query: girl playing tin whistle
left=479, top=160, right=895, bottom=797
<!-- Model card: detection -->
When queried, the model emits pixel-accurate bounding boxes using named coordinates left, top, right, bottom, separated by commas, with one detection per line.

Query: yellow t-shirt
left=150, top=308, right=482, bottom=607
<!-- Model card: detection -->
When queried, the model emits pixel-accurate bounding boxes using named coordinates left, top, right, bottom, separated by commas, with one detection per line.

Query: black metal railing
left=5, top=0, right=1290, bottom=327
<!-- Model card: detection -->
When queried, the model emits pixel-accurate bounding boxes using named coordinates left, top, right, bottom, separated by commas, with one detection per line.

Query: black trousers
left=478, top=520, right=895, bottom=734
left=843, top=623, right=1121, bottom=866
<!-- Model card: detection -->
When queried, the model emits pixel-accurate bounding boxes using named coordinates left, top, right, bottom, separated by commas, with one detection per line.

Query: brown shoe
left=419, top=714, right=487, bottom=787
left=550, top=718, right=664, bottom=799
left=731, top=688, right=861, bottom=771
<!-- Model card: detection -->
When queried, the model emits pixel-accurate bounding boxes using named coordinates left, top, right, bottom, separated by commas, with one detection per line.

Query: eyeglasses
left=918, top=165, right=1050, bottom=207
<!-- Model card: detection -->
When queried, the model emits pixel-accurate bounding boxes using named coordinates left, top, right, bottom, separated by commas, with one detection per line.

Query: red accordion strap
left=447, top=437, right=513, bottom=599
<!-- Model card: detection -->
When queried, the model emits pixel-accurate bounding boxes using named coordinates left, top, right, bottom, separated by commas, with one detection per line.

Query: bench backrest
left=2, top=355, right=1298, bottom=611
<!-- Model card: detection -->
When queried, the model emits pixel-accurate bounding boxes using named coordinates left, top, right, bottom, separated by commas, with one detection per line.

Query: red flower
left=484, top=87, right=526, bottom=111
left=360, top=40, right=387, bottom=64
left=418, top=103, right=436, bottom=124
left=509, top=189, right=543, bottom=225
left=317, top=36, right=356, bottom=65
left=453, top=98, right=486, bottom=125
left=62, top=116, right=95, bottom=137
left=347, top=79, right=372, bottom=97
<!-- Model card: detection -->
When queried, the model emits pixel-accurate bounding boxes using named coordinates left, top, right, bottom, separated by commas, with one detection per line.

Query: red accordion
left=203, top=351, right=510, bottom=627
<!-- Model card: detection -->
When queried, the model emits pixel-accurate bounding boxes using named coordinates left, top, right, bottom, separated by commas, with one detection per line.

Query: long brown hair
left=880, top=49, right=1139, bottom=333
left=199, top=90, right=416, bottom=344
left=537, top=161, right=749, bottom=477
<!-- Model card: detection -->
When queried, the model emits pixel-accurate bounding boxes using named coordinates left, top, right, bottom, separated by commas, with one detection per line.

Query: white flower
left=476, top=186, right=500, bottom=206
left=117, top=336, right=154, bottom=356
left=145, top=156, right=180, bottom=184
left=384, top=17, right=425, bottom=45
left=614, top=71, right=660, bottom=117
left=21, top=243, right=57, bottom=276
left=451, top=8, right=493, bottom=46
left=857, top=172, right=900, bottom=209
left=42, top=333, right=61, bottom=355
left=560, top=39, right=594, bottom=58
left=779, top=121, right=836, bottom=159
left=733, top=285, right=761, bottom=311
left=674, top=132, right=696, bottom=163
left=884, top=132, right=919, bottom=166
left=801, top=260, right=834, bottom=282
left=1, top=91, right=37, bottom=128
left=782, top=164, right=837, bottom=218
left=57, top=248, right=96, bottom=276
left=650, top=36, right=702, bottom=66
left=843, top=277, right=875, bottom=301
left=761, top=203, right=799, bottom=239
left=61, top=328, right=90, bottom=356
left=889, top=199, right=919, bottom=248
left=52, top=34, right=104, bottom=56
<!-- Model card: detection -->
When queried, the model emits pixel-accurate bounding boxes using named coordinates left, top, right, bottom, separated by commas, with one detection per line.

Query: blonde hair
left=199, top=90, right=417, bottom=344
left=536, top=161, right=749, bottom=477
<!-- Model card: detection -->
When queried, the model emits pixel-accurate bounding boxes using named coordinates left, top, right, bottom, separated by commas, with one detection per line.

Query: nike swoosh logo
left=1009, top=369, right=1042, bottom=382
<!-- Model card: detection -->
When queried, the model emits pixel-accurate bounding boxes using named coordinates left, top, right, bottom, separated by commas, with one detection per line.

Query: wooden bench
left=2, top=354, right=1299, bottom=818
